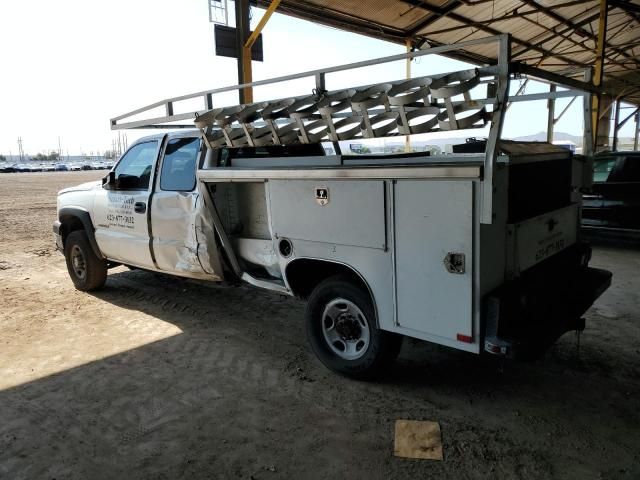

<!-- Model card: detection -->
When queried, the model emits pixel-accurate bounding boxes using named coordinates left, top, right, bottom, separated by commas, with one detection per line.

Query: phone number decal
left=107, top=194, right=136, bottom=229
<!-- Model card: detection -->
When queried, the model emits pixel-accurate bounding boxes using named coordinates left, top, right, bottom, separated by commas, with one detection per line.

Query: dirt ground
left=0, top=171, right=638, bottom=480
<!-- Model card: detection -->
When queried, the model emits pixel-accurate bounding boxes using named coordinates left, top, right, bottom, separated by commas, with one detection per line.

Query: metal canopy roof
left=257, top=0, right=640, bottom=104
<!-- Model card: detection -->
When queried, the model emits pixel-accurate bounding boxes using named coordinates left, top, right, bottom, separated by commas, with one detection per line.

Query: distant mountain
left=381, top=131, right=585, bottom=148
left=511, top=131, right=583, bottom=145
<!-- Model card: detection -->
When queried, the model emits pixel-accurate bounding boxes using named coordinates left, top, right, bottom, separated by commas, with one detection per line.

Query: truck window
left=592, top=157, right=617, bottom=183
left=160, top=137, right=199, bottom=191
left=114, top=141, right=158, bottom=190
left=617, top=155, right=640, bottom=182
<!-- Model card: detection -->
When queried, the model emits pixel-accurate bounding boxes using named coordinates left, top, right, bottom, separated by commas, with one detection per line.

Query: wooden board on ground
left=394, top=419, right=443, bottom=460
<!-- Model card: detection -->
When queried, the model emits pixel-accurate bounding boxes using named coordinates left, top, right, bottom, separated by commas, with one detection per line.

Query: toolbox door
left=394, top=180, right=474, bottom=343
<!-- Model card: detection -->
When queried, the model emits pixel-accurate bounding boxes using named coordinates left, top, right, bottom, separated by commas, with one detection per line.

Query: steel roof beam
left=256, top=1, right=406, bottom=43
left=257, top=0, right=497, bottom=66
left=522, top=0, right=640, bottom=69
left=401, top=0, right=589, bottom=67
left=417, top=9, right=555, bottom=36
left=609, top=0, right=640, bottom=15
left=510, top=10, right=602, bottom=58
left=413, top=0, right=592, bottom=37
left=405, top=0, right=464, bottom=36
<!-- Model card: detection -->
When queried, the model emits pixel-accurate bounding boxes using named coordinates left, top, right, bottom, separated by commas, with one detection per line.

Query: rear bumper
left=53, top=220, right=63, bottom=252
left=484, top=243, right=612, bottom=359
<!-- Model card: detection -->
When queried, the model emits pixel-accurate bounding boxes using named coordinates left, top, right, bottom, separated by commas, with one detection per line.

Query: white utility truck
left=54, top=36, right=611, bottom=378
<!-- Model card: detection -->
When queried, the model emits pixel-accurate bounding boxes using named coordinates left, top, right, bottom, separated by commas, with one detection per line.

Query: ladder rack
left=111, top=35, right=511, bottom=132
left=110, top=34, right=596, bottom=225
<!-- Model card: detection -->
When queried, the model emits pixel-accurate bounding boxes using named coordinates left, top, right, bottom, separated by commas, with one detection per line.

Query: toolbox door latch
left=444, top=252, right=465, bottom=274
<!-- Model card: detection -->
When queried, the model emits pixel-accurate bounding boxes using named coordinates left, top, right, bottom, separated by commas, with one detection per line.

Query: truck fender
left=58, top=207, right=105, bottom=260
left=284, top=258, right=379, bottom=325
left=284, top=257, right=372, bottom=297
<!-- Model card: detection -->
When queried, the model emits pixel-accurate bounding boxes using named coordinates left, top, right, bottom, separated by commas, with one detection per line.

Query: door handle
left=134, top=202, right=147, bottom=214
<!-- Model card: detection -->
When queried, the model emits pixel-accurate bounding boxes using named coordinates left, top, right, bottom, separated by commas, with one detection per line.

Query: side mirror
left=103, top=171, right=116, bottom=189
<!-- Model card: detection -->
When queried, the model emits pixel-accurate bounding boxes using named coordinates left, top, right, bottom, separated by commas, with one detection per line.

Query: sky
left=0, top=0, right=637, bottom=156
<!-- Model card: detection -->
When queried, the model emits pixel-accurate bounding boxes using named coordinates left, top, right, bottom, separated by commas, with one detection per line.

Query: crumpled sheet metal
left=233, top=238, right=282, bottom=279
left=152, top=191, right=222, bottom=280
left=194, top=193, right=223, bottom=279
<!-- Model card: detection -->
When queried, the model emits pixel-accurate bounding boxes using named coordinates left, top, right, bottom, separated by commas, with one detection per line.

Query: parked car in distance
left=55, top=163, right=70, bottom=171
left=68, top=164, right=81, bottom=171
left=0, top=164, right=17, bottom=173
left=582, top=151, right=640, bottom=232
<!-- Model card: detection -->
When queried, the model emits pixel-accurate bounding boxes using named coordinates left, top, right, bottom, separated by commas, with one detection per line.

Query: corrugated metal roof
left=258, top=0, right=640, bottom=104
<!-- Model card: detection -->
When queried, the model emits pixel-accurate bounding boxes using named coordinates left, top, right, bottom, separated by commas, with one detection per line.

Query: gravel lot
left=0, top=171, right=639, bottom=479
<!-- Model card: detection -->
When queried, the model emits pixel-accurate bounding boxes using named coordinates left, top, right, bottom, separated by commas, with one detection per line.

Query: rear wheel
left=64, top=230, right=107, bottom=291
left=305, top=275, right=402, bottom=379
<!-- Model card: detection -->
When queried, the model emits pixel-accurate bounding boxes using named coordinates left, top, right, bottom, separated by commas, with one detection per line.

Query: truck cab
left=55, top=131, right=220, bottom=285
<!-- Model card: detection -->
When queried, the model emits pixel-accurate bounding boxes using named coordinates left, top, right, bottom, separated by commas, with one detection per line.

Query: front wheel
left=64, top=230, right=107, bottom=291
left=305, top=276, right=402, bottom=380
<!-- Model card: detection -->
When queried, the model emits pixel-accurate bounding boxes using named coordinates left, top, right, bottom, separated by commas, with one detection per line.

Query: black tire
left=305, top=275, right=402, bottom=380
left=64, top=230, right=107, bottom=291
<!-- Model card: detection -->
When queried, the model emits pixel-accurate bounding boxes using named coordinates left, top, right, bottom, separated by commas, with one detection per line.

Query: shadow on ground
left=1, top=253, right=639, bottom=480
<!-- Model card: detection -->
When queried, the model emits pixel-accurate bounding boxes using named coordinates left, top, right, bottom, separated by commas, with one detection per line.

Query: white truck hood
left=58, top=180, right=102, bottom=195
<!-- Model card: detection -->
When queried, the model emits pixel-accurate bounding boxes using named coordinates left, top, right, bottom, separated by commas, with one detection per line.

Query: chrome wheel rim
left=71, top=245, right=87, bottom=280
left=321, top=298, right=370, bottom=360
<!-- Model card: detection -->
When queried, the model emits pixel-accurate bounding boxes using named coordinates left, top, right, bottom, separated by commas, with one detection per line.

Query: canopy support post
left=547, top=84, right=556, bottom=143
left=635, top=112, right=640, bottom=151
left=235, top=0, right=251, bottom=104
left=591, top=0, right=609, bottom=152
left=405, top=38, right=412, bottom=153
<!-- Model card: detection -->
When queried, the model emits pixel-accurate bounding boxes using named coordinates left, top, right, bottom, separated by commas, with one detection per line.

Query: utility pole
left=17, top=137, right=24, bottom=162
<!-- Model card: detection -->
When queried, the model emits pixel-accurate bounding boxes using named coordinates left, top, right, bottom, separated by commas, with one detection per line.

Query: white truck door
left=93, top=140, right=159, bottom=268
left=394, top=180, right=474, bottom=344
left=149, top=136, right=209, bottom=277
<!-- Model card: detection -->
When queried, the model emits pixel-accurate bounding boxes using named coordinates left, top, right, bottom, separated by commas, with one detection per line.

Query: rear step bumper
left=483, top=244, right=612, bottom=359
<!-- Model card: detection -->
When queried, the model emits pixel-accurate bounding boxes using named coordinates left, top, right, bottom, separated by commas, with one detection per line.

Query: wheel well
left=285, top=259, right=371, bottom=300
left=59, top=215, right=85, bottom=247
left=58, top=209, right=105, bottom=260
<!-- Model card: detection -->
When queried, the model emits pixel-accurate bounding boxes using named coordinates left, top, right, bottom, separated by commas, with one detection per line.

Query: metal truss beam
left=522, top=0, right=640, bottom=70
left=401, top=0, right=589, bottom=67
